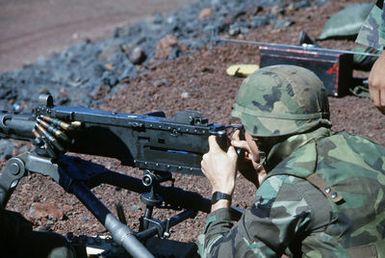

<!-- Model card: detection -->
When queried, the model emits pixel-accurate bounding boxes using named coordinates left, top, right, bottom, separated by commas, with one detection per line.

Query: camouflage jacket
left=356, top=0, right=385, bottom=50
left=199, top=129, right=385, bottom=257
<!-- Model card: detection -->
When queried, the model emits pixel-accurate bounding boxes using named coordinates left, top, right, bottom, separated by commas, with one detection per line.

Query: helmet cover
left=231, top=65, right=331, bottom=137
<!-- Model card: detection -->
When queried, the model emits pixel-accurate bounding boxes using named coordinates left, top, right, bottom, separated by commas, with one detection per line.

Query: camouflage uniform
left=356, top=0, right=385, bottom=49
left=199, top=65, right=385, bottom=257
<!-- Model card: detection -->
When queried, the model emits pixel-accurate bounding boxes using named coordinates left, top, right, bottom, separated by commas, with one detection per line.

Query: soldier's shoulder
left=257, top=174, right=303, bottom=199
left=321, top=131, right=385, bottom=156
left=356, top=0, right=385, bottom=49
left=318, top=132, right=385, bottom=171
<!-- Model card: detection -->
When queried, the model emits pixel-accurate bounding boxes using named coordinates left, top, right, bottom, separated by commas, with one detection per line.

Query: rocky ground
left=3, top=0, right=385, bottom=252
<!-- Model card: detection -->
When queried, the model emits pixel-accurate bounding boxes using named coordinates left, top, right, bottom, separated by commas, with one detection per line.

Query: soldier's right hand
left=369, top=50, right=385, bottom=114
left=201, top=135, right=238, bottom=196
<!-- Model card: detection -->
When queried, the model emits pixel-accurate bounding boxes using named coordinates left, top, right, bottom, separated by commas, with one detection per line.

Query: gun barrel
left=0, top=113, right=35, bottom=140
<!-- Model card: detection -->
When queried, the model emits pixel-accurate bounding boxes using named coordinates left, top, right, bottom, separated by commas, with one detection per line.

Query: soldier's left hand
left=230, top=130, right=259, bottom=187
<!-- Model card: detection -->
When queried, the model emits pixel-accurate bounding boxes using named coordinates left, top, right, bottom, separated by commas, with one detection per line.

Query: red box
left=259, top=44, right=353, bottom=97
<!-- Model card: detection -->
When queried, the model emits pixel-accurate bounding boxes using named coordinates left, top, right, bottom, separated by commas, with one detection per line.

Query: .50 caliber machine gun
left=0, top=94, right=243, bottom=258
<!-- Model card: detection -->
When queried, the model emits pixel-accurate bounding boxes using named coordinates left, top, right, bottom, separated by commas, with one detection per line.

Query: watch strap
left=211, top=191, right=232, bottom=204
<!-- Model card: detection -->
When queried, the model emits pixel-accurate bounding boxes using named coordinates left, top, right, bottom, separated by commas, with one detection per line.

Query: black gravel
left=0, top=0, right=327, bottom=113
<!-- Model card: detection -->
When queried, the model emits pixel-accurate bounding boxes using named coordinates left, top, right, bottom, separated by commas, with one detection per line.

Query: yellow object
left=226, top=64, right=259, bottom=77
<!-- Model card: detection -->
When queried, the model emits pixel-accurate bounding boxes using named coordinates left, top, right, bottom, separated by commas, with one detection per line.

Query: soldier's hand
left=231, top=130, right=261, bottom=188
left=369, top=50, right=385, bottom=114
left=201, top=135, right=238, bottom=196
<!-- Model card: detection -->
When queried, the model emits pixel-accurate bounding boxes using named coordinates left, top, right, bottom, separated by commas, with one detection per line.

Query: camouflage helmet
left=231, top=65, right=331, bottom=137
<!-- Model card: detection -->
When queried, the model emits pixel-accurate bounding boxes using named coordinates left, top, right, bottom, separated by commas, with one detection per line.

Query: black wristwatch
left=211, top=191, right=232, bottom=204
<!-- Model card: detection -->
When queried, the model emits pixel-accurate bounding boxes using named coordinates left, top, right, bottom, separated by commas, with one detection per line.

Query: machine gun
left=0, top=94, right=243, bottom=258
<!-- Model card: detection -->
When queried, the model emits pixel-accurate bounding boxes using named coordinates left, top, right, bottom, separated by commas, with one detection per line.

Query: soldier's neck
left=265, top=127, right=331, bottom=171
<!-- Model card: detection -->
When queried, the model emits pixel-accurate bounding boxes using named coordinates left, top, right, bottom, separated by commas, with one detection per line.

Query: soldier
left=356, top=0, right=385, bottom=113
left=199, top=65, right=385, bottom=257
